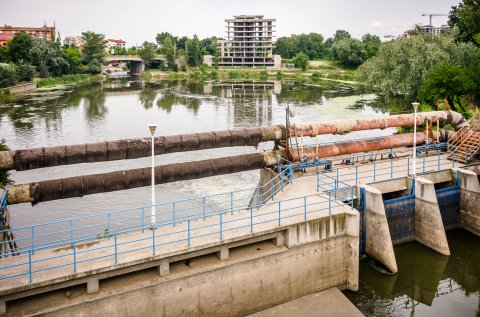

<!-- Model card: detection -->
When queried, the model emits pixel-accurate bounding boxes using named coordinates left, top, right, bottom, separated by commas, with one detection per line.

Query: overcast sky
left=1, top=0, right=459, bottom=45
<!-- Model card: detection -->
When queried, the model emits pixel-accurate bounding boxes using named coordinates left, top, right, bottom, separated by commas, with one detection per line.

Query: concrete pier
left=458, top=169, right=480, bottom=236
left=360, top=184, right=398, bottom=273
left=414, top=177, right=450, bottom=255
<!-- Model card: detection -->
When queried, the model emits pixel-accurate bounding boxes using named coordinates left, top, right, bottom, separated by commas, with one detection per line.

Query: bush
left=259, top=70, right=269, bottom=80
left=292, top=52, right=309, bottom=71
left=0, top=64, right=18, bottom=88
left=276, top=71, right=284, bottom=79
left=16, top=62, right=34, bottom=82
left=311, top=72, right=322, bottom=81
left=0, top=139, right=12, bottom=186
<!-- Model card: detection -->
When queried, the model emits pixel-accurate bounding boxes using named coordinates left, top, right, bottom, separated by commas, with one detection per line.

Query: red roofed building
left=0, top=24, right=56, bottom=46
left=107, top=39, right=126, bottom=50
left=0, top=33, right=14, bottom=47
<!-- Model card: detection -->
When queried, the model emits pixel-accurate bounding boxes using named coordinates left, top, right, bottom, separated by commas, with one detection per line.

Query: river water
left=1, top=79, right=479, bottom=316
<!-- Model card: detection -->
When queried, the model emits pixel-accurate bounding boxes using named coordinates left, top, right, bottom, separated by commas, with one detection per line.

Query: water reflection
left=345, top=230, right=480, bottom=317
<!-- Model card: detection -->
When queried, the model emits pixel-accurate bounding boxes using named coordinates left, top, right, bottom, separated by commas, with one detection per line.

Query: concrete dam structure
left=0, top=110, right=479, bottom=316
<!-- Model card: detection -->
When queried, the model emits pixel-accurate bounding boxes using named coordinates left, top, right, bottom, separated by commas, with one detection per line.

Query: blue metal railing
left=0, top=191, right=348, bottom=284
left=0, top=150, right=458, bottom=284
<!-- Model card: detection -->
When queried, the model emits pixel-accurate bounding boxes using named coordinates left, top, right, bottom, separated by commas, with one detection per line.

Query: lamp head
left=148, top=123, right=158, bottom=135
left=412, top=102, right=419, bottom=111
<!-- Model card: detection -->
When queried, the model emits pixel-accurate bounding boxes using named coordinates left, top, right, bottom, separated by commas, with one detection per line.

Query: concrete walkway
left=248, top=287, right=364, bottom=317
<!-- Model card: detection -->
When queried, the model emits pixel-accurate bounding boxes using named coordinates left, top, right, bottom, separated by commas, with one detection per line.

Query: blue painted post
left=351, top=187, right=354, bottom=208
left=373, top=162, right=376, bottom=181
left=328, top=192, right=331, bottom=215
left=187, top=219, right=191, bottom=248
left=304, top=196, right=307, bottom=221
left=107, top=212, right=111, bottom=237
left=73, top=241, right=77, bottom=273
left=172, top=202, right=176, bottom=227
left=336, top=169, right=339, bottom=189
left=230, top=192, right=234, bottom=214
left=31, top=225, right=35, bottom=255
left=114, top=234, right=118, bottom=264
left=28, top=250, right=32, bottom=284
left=355, top=166, right=358, bottom=184
left=271, top=180, right=274, bottom=200
left=152, top=226, right=156, bottom=256
left=437, top=153, right=440, bottom=170
left=452, top=150, right=455, bottom=168
left=220, top=210, right=223, bottom=240
left=250, top=207, right=253, bottom=232
left=278, top=201, right=281, bottom=226
left=202, top=197, right=206, bottom=220
left=70, top=219, right=74, bottom=246
left=390, top=160, right=393, bottom=179
left=141, top=207, right=145, bottom=233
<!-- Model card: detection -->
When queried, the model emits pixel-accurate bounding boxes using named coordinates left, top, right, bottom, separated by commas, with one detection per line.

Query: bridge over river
left=104, top=55, right=166, bottom=75
left=0, top=111, right=479, bottom=316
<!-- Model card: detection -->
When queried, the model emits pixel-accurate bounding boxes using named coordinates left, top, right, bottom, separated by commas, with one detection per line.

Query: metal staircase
left=448, top=121, right=480, bottom=164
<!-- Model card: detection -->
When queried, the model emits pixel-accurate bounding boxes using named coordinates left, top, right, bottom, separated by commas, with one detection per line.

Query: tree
left=274, top=33, right=326, bottom=59
left=160, top=36, right=176, bottom=70
left=31, top=39, right=69, bottom=77
left=362, top=34, right=381, bottom=59
left=138, top=41, right=157, bottom=62
left=9, top=31, right=33, bottom=63
left=333, top=30, right=351, bottom=42
left=331, top=38, right=367, bottom=67
left=156, top=32, right=177, bottom=47
left=186, top=35, right=203, bottom=67
left=15, top=61, right=34, bottom=81
left=292, top=52, right=309, bottom=71
left=81, top=31, right=106, bottom=65
left=358, top=35, right=478, bottom=102
left=420, top=62, right=476, bottom=111
left=0, top=64, right=18, bottom=88
left=63, top=46, right=82, bottom=73
left=0, top=46, right=9, bottom=63
left=449, top=0, right=480, bottom=46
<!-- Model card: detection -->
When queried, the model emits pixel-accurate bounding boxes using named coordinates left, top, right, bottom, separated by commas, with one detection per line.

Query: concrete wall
left=458, top=169, right=480, bottom=236
left=414, top=177, right=450, bottom=256
left=8, top=211, right=359, bottom=317
left=360, top=185, right=398, bottom=273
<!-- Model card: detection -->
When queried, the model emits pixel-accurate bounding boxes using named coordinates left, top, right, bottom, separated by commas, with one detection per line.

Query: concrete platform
left=248, top=287, right=364, bottom=317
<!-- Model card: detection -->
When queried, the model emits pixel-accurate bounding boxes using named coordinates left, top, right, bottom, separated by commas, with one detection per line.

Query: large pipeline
left=0, top=111, right=468, bottom=172
left=290, top=131, right=450, bottom=161
left=7, top=132, right=436, bottom=205
left=290, top=110, right=469, bottom=136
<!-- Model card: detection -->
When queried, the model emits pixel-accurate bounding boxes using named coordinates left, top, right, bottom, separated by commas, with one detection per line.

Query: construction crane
left=421, top=13, right=448, bottom=34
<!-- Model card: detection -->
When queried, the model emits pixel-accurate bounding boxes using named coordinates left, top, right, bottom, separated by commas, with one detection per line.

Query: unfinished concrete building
left=218, top=15, right=280, bottom=67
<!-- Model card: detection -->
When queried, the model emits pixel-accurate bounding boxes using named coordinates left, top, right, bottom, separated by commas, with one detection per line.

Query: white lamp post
left=148, top=123, right=158, bottom=227
left=411, top=102, right=419, bottom=177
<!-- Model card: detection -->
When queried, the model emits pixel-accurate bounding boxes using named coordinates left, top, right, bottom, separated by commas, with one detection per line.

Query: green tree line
left=0, top=31, right=107, bottom=88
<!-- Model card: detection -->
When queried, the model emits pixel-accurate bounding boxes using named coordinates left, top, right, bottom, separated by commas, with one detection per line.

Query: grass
left=36, top=74, right=103, bottom=88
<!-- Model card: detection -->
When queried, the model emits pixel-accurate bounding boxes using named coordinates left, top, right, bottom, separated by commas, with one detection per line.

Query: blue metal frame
left=0, top=151, right=458, bottom=284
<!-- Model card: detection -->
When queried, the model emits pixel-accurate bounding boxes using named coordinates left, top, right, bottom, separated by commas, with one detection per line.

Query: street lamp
left=148, top=123, right=158, bottom=228
left=411, top=102, right=419, bottom=177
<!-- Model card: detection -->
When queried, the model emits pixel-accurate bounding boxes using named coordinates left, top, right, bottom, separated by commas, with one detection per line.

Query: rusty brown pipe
left=290, top=132, right=432, bottom=161
left=6, top=152, right=279, bottom=205
left=290, top=110, right=469, bottom=137
left=0, top=111, right=467, bottom=172
left=6, top=130, right=447, bottom=205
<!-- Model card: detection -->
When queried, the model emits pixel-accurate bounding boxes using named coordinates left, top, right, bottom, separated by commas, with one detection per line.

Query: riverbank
left=35, top=74, right=104, bottom=88
left=141, top=62, right=358, bottom=84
